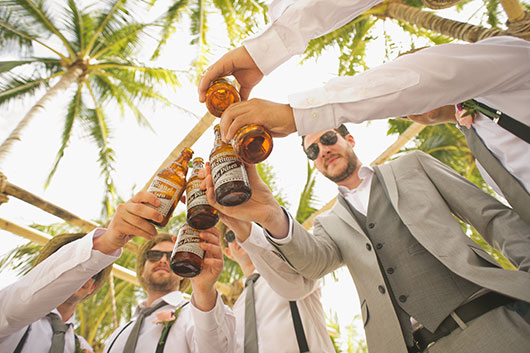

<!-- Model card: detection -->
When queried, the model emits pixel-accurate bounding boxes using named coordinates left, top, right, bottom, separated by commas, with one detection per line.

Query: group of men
left=1, top=0, right=529, bottom=352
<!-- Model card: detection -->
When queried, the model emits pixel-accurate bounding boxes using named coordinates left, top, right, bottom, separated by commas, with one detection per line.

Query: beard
left=144, top=269, right=180, bottom=293
left=323, top=148, right=359, bottom=183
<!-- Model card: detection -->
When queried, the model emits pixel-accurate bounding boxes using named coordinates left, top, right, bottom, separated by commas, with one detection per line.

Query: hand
left=220, top=98, right=296, bottom=141
left=455, top=107, right=475, bottom=129
left=219, top=214, right=252, bottom=243
left=200, top=163, right=289, bottom=238
left=94, top=191, right=162, bottom=254
left=190, top=227, right=224, bottom=311
left=198, top=46, right=263, bottom=102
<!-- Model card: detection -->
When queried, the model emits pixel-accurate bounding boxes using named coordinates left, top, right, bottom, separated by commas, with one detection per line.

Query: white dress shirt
left=246, top=5, right=530, bottom=197
left=103, top=291, right=235, bottom=353
left=0, top=229, right=120, bottom=351
left=236, top=223, right=335, bottom=353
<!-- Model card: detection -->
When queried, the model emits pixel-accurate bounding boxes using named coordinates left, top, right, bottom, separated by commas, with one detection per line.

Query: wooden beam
left=2, top=181, right=138, bottom=254
left=0, top=217, right=140, bottom=286
left=142, top=112, right=217, bottom=191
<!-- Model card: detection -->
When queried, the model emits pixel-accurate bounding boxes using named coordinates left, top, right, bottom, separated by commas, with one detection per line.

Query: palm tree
left=0, top=0, right=182, bottom=214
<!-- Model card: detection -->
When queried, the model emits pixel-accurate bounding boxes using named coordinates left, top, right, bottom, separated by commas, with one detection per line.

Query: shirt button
left=378, top=285, right=386, bottom=294
left=368, top=223, right=375, bottom=229
left=376, top=243, right=383, bottom=250
left=366, top=243, right=372, bottom=251
left=399, top=295, right=408, bottom=303
left=387, top=267, right=394, bottom=274
left=311, top=112, right=318, bottom=119
left=307, top=97, right=315, bottom=105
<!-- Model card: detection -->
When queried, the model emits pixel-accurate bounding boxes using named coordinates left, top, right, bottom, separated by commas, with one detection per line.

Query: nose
left=159, top=253, right=170, bottom=263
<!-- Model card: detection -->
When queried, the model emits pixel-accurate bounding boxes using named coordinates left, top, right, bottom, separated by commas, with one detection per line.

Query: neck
left=146, top=289, right=174, bottom=307
left=240, top=261, right=256, bottom=278
left=56, top=302, right=78, bottom=322
left=336, top=163, right=363, bottom=190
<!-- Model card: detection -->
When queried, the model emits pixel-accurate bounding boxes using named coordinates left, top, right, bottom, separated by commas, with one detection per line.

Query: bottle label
left=147, top=176, right=182, bottom=217
left=186, top=179, right=210, bottom=209
left=210, top=151, right=249, bottom=188
left=174, top=228, right=204, bottom=258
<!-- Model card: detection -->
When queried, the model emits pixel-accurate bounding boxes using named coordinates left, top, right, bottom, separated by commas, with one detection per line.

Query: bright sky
left=0, top=0, right=494, bottom=347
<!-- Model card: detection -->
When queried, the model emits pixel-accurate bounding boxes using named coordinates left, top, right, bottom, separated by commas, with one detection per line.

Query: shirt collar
left=337, top=164, right=374, bottom=195
left=50, top=308, right=76, bottom=325
left=136, top=291, right=186, bottom=314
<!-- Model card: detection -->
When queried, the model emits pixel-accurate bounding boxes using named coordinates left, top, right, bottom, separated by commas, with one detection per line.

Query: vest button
left=387, top=267, right=394, bottom=274
left=368, top=223, right=375, bottom=229
left=366, top=243, right=372, bottom=251
left=399, top=295, right=407, bottom=303
left=376, top=243, right=383, bottom=250
left=378, top=285, right=386, bottom=294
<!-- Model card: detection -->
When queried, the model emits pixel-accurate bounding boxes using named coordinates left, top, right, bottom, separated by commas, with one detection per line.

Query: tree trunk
left=0, top=64, right=85, bottom=167
left=384, top=2, right=506, bottom=42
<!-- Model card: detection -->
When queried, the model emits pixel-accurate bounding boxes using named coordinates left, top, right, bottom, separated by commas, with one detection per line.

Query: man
left=222, top=227, right=335, bottom=353
left=197, top=0, right=530, bottom=224
left=103, top=229, right=235, bottom=353
left=0, top=233, right=118, bottom=352
left=202, top=125, right=530, bottom=353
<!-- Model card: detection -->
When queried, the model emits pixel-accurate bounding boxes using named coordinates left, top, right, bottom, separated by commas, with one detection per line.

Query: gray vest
left=339, top=172, right=482, bottom=337
left=460, top=126, right=530, bottom=227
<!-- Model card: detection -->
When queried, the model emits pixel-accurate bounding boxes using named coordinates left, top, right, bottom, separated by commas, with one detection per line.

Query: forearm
left=244, top=0, right=383, bottom=75
left=290, top=36, right=530, bottom=135
left=0, top=229, right=119, bottom=337
left=191, top=295, right=236, bottom=353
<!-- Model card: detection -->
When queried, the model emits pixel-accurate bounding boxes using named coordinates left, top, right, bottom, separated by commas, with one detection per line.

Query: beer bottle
left=209, top=124, right=251, bottom=206
left=146, top=147, right=193, bottom=228
left=205, top=77, right=273, bottom=164
left=186, top=157, right=219, bottom=230
left=170, top=223, right=203, bottom=278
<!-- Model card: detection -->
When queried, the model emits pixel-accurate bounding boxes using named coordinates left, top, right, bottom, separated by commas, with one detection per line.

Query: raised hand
left=219, top=98, right=296, bottom=141
left=198, top=46, right=264, bottom=102
left=94, top=191, right=162, bottom=254
left=455, top=106, right=476, bottom=129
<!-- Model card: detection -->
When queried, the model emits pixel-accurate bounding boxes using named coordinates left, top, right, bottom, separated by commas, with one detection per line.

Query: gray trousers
left=426, top=304, right=530, bottom=353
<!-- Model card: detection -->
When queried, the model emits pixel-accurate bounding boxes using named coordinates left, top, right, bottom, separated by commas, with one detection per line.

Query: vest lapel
left=335, top=195, right=368, bottom=237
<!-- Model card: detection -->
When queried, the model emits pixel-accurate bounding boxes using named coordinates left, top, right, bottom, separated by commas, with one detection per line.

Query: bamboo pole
left=0, top=217, right=140, bottom=286
left=142, top=111, right=217, bottom=191
left=499, top=0, right=526, bottom=22
left=302, top=122, right=425, bottom=230
left=1, top=180, right=138, bottom=253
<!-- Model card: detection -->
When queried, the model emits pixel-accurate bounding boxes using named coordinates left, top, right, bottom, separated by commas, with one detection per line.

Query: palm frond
left=91, top=22, right=150, bottom=60
left=0, top=71, right=59, bottom=107
left=0, top=242, right=41, bottom=276
left=0, top=6, right=34, bottom=54
left=45, top=86, right=82, bottom=188
left=295, top=161, right=319, bottom=223
left=256, top=162, right=289, bottom=207
left=151, top=0, right=190, bottom=60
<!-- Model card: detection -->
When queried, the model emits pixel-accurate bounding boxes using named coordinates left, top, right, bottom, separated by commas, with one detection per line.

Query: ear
left=345, top=134, right=355, bottom=148
left=224, top=246, right=233, bottom=259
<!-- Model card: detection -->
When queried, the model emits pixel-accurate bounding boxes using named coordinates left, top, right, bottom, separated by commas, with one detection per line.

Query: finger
left=124, top=202, right=164, bottom=224
left=239, top=86, right=253, bottom=102
left=180, top=194, right=186, bottom=204
left=130, top=191, right=160, bottom=207
left=219, top=105, right=240, bottom=141
left=198, top=57, right=234, bottom=102
left=116, top=216, right=157, bottom=240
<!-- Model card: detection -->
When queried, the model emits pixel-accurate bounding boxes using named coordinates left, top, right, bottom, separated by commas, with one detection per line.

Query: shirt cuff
left=243, top=27, right=293, bottom=76
left=190, top=292, right=227, bottom=330
left=263, top=207, right=293, bottom=245
left=239, top=223, right=276, bottom=251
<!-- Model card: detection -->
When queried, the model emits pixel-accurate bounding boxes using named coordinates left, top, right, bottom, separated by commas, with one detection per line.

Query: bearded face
left=142, top=242, right=180, bottom=293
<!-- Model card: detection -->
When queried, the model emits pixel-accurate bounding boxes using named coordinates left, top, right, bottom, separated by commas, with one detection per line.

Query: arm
left=291, top=36, right=530, bottom=135
left=413, top=151, right=530, bottom=272
left=0, top=190, right=162, bottom=337
left=0, top=229, right=119, bottom=337
left=239, top=223, right=321, bottom=300
left=198, top=0, right=382, bottom=101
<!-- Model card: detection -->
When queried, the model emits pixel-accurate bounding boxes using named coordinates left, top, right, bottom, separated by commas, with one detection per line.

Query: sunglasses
left=146, top=250, right=172, bottom=262
left=224, top=230, right=235, bottom=244
left=304, top=131, right=339, bottom=160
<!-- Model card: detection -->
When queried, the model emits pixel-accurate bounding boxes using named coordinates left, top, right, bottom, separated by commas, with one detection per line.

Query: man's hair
left=33, top=233, right=112, bottom=300
left=301, top=124, right=350, bottom=147
left=136, top=233, right=191, bottom=293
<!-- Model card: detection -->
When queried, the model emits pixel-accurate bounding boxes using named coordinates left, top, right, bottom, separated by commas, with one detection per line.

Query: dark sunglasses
left=304, top=131, right=339, bottom=160
left=224, top=230, right=235, bottom=244
left=146, top=250, right=172, bottom=262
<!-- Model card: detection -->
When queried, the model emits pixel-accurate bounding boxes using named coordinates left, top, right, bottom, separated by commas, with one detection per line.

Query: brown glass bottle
left=209, top=124, right=252, bottom=206
left=205, top=77, right=241, bottom=117
left=170, top=223, right=203, bottom=278
left=186, top=157, right=219, bottom=230
left=205, top=77, right=273, bottom=164
left=146, top=147, right=193, bottom=228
